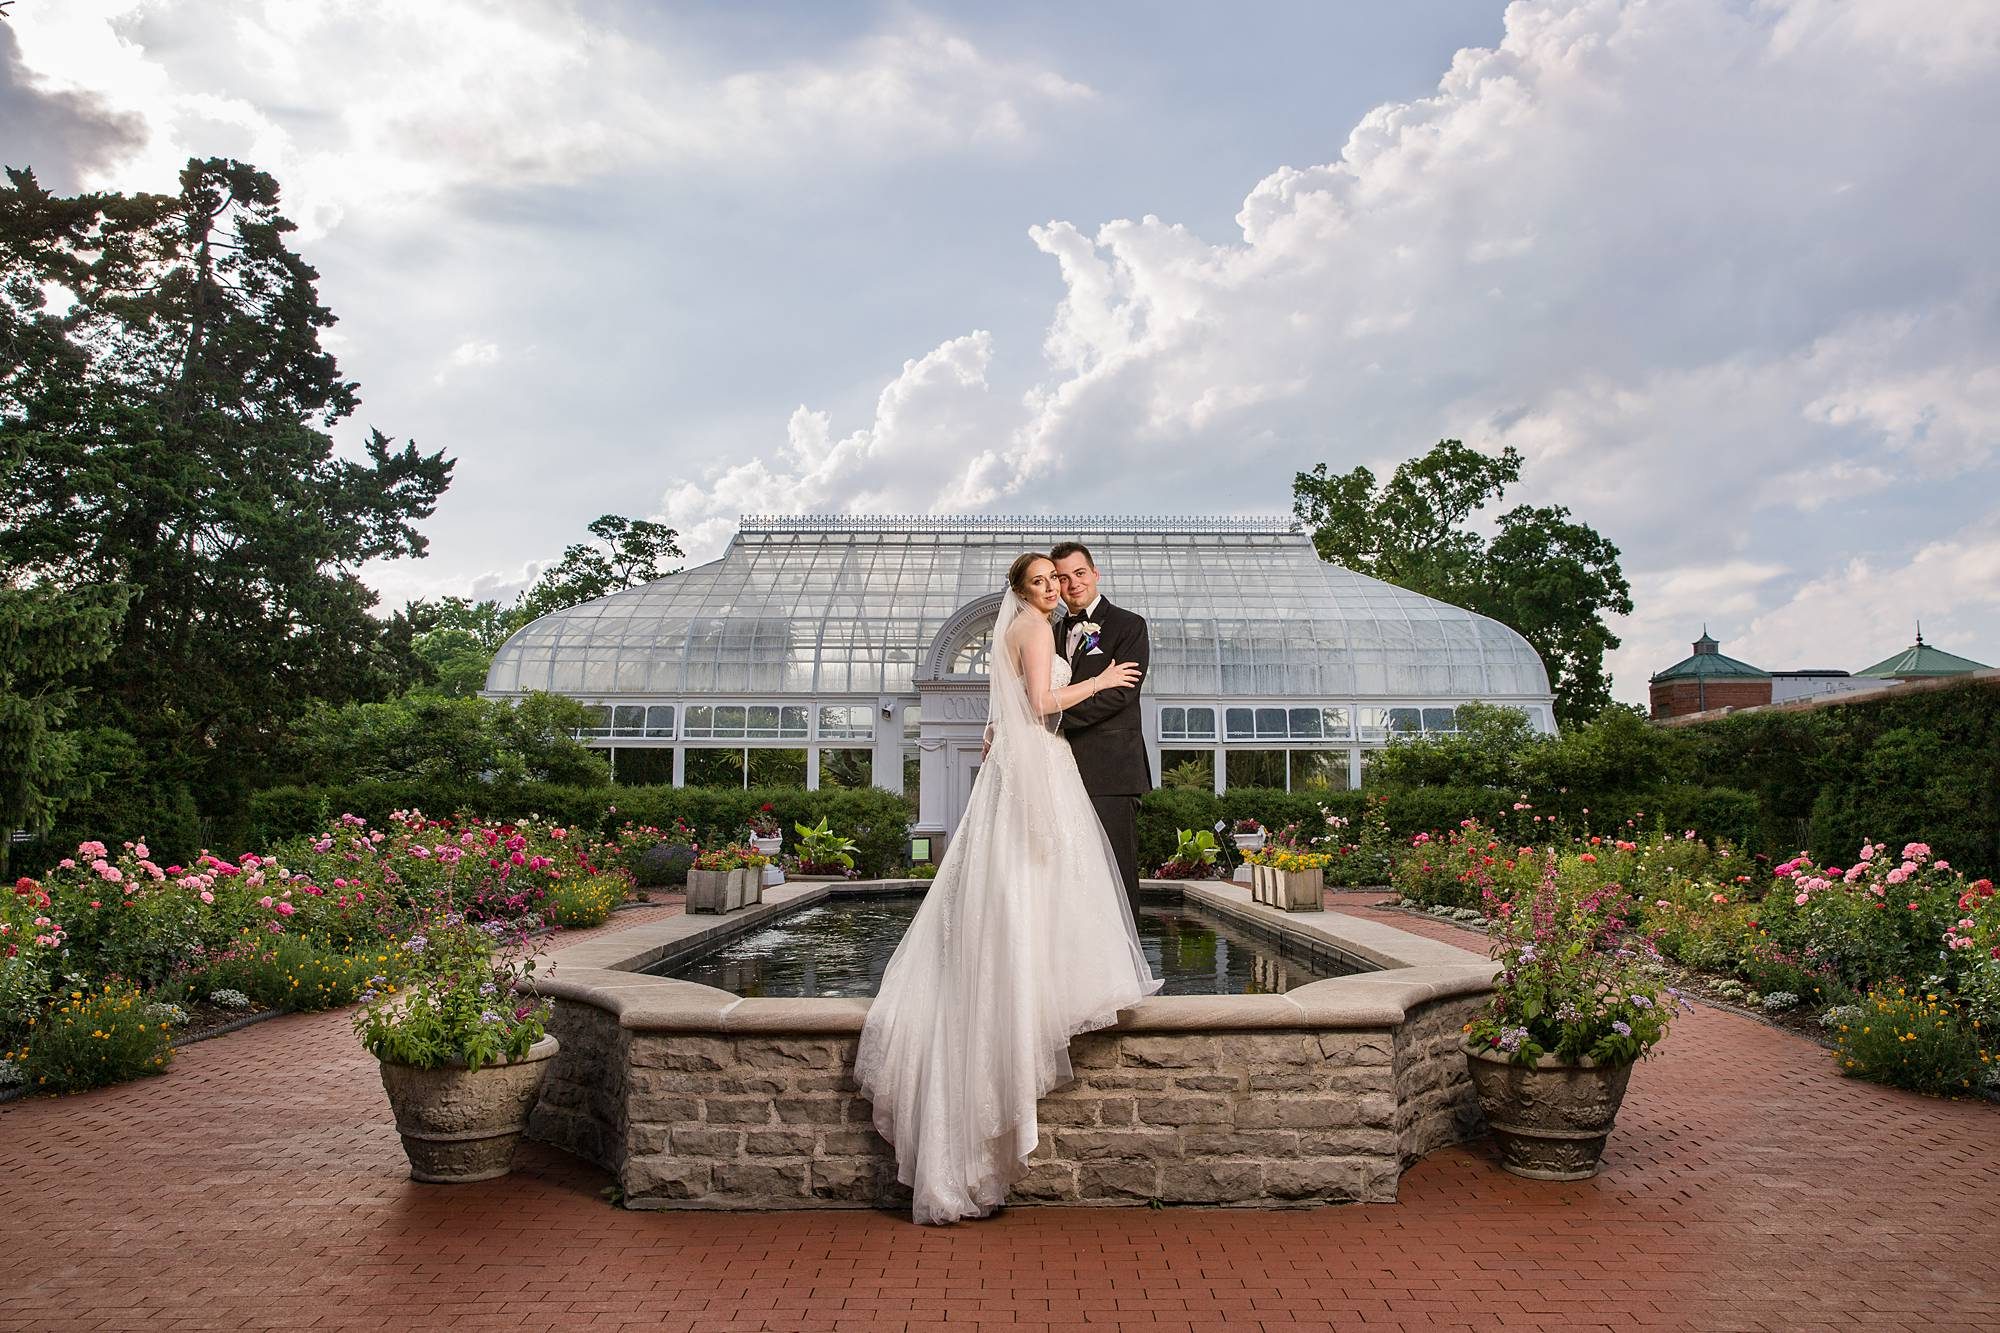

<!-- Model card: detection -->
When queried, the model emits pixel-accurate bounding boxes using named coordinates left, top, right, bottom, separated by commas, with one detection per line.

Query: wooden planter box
left=1250, top=863, right=1325, bottom=912
left=688, top=867, right=764, bottom=913
left=685, top=868, right=731, bottom=914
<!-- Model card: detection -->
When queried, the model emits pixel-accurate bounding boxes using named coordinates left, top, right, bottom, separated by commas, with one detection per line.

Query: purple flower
left=1613, top=1020, right=1632, bottom=1036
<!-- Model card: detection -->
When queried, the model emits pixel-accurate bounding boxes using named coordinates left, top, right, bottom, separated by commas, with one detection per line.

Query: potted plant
left=791, top=816, right=860, bottom=882
left=686, top=845, right=742, bottom=914
left=354, top=911, right=556, bottom=1184
left=1157, top=827, right=1222, bottom=880
left=745, top=804, right=783, bottom=857
left=1244, top=844, right=1332, bottom=910
left=1229, top=818, right=1265, bottom=882
left=733, top=846, right=769, bottom=908
left=1230, top=818, right=1267, bottom=852
left=1463, top=852, right=1687, bottom=1180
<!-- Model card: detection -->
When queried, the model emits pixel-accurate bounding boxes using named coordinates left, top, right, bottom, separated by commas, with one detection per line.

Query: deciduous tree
left=1294, top=440, right=1631, bottom=724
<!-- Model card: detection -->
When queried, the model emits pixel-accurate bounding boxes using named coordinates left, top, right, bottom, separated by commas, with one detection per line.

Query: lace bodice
left=1050, top=657, right=1071, bottom=690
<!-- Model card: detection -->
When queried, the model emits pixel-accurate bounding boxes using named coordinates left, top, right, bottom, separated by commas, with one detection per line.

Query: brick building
left=1648, top=631, right=1771, bottom=719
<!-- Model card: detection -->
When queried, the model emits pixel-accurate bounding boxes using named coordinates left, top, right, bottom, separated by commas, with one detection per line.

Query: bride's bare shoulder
left=1005, top=614, right=1050, bottom=651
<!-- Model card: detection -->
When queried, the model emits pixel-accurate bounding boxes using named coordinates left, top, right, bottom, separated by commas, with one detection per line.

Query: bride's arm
left=1012, top=620, right=1131, bottom=716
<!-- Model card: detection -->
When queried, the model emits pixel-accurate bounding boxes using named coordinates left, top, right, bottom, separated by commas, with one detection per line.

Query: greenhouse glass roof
left=483, top=515, right=1552, bottom=701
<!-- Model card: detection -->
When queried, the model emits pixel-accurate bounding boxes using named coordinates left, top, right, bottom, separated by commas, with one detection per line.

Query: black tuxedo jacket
left=1053, top=597, right=1152, bottom=796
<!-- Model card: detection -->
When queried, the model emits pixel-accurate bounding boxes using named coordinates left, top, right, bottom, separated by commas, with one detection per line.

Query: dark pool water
left=653, top=894, right=1359, bottom=998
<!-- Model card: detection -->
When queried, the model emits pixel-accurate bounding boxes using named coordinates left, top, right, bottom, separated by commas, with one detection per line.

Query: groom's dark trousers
left=1056, top=598, right=1152, bottom=927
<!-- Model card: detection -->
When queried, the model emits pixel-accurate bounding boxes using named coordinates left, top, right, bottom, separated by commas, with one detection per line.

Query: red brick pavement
left=2, top=891, right=1997, bottom=1333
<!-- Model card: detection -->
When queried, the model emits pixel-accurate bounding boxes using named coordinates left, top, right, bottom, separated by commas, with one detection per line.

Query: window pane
left=1185, top=706, right=1216, bottom=739
left=645, top=705, right=676, bottom=738
left=1224, top=707, right=1254, bottom=739
left=780, top=705, right=809, bottom=737
left=714, top=705, right=747, bottom=737
left=902, top=746, right=921, bottom=796
left=1388, top=707, right=1422, bottom=734
left=1287, top=707, right=1322, bottom=739
left=1160, top=750, right=1214, bottom=791
left=1255, top=707, right=1287, bottom=738
left=1321, top=706, right=1351, bottom=739
left=613, top=705, right=645, bottom=735
left=580, top=704, right=611, bottom=738
left=1290, top=750, right=1349, bottom=791
left=683, top=747, right=745, bottom=788
left=747, top=747, right=806, bottom=787
left=902, top=702, right=923, bottom=740
left=1358, top=706, right=1391, bottom=741
left=1225, top=749, right=1287, bottom=790
left=613, top=746, right=674, bottom=786
left=818, top=748, right=873, bottom=789
left=1422, top=707, right=1459, bottom=734
left=1159, top=706, right=1186, bottom=739
left=747, top=704, right=781, bottom=737
left=683, top=704, right=713, bottom=737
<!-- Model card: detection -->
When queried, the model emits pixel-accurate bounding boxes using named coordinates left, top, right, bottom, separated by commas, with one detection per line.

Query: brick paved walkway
left=3, top=892, right=1997, bottom=1332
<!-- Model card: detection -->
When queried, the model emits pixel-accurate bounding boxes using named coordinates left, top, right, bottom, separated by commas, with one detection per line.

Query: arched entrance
left=911, top=593, right=1003, bottom=851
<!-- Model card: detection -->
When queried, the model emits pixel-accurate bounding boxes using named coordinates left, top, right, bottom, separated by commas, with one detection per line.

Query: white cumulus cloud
left=664, top=0, right=2000, bottom=697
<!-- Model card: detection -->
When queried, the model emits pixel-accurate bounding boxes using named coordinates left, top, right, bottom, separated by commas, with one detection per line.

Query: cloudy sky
left=6, top=0, right=1997, bottom=703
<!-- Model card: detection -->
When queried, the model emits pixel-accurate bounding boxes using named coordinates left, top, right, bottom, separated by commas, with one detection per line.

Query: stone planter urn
left=748, top=834, right=783, bottom=858
left=1462, top=1043, right=1635, bottom=1180
left=377, top=1035, right=560, bottom=1183
left=1231, top=832, right=1263, bottom=884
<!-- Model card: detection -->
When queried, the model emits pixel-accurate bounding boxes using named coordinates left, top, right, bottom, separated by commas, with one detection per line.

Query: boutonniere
left=1078, top=621, right=1103, bottom=654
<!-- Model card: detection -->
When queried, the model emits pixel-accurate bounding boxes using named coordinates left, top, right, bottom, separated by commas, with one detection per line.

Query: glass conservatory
left=483, top=515, right=1554, bottom=844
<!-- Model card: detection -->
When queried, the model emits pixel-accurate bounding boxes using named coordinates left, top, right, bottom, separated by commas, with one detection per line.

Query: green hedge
left=247, top=781, right=916, bottom=877
left=1680, top=676, right=2000, bottom=871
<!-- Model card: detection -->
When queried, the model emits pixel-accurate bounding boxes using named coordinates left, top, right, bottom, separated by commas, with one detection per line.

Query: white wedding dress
left=854, top=593, right=1162, bottom=1224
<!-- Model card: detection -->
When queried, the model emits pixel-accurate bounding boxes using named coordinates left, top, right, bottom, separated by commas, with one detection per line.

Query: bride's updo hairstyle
left=1007, top=551, right=1053, bottom=596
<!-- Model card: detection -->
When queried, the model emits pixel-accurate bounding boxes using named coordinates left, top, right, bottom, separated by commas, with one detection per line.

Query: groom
left=1050, top=541, right=1150, bottom=927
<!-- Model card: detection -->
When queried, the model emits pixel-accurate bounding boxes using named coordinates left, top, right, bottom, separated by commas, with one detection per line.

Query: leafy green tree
left=1294, top=440, right=1632, bottom=725
left=0, top=580, right=125, bottom=873
left=0, top=161, right=452, bottom=817
left=1366, top=701, right=1547, bottom=791
left=288, top=691, right=607, bottom=787
left=402, top=596, right=523, bottom=698
left=516, top=514, right=682, bottom=623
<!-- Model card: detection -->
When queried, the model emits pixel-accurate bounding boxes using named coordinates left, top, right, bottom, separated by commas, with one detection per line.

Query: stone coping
left=532, top=878, right=1497, bottom=1036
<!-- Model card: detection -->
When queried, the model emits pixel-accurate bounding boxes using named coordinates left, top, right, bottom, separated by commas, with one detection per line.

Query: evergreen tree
left=0, top=161, right=453, bottom=829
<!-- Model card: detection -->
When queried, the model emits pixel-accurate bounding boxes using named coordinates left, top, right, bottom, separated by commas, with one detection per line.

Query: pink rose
left=200, top=891, right=214, bottom=904
left=276, top=902, right=295, bottom=916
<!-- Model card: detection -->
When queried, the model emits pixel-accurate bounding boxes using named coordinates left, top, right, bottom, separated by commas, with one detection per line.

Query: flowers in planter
left=352, top=910, right=549, bottom=1072
left=1466, top=851, right=1687, bottom=1067
left=1241, top=845, right=1333, bottom=873
left=745, top=804, right=781, bottom=840
left=1156, top=828, right=1222, bottom=879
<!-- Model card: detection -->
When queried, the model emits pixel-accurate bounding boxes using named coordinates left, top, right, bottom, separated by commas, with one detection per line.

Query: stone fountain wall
left=533, top=990, right=1485, bottom=1210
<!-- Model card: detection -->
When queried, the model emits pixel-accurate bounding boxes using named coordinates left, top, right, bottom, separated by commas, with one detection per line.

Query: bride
left=854, top=552, right=1164, bottom=1224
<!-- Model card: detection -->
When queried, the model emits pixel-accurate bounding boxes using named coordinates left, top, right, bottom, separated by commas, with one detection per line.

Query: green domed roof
left=1651, top=631, right=1769, bottom=683
left=1855, top=637, right=1990, bottom=679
